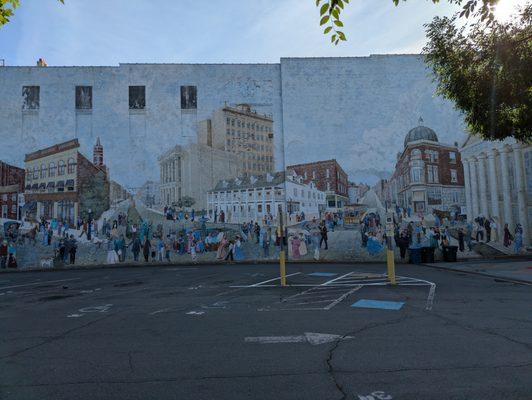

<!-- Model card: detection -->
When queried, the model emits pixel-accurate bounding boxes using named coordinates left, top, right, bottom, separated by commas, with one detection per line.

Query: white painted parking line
left=245, top=332, right=354, bottom=346
left=0, top=277, right=80, bottom=290
left=249, top=272, right=302, bottom=287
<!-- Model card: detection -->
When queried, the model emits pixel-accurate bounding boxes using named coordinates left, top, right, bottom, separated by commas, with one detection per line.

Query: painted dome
left=404, top=119, right=438, bottom=147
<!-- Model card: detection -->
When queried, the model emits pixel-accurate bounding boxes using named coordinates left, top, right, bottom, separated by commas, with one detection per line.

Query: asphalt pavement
left=1, top=261, right=531, bottom=400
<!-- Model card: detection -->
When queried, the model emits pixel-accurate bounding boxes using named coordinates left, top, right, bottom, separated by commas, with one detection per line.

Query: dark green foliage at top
left=424, top=4, right=532, bottom=143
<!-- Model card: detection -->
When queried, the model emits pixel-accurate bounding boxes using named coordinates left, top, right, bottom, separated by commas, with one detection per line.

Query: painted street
left=1, top=261, right=531, bottom=400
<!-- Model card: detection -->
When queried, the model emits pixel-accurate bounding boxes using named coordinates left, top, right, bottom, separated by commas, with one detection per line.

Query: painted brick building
left=286, top=159, right=349, bottom=210
left=388, top=121, right=465, bottom=215
left=0, top=161, right=25, bottom=219
left=23, top=139, right=110, bottom=224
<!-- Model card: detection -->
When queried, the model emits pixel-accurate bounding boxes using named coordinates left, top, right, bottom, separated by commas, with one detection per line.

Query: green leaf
left=334, top=20, right=343, bottom=27
left=332, top=8, right=339, bottom=19
left=337, top=31, right=346, bottom=40
left=320, top=15, right=330, bottom=25
left=331, top=34, right=337, bottom=42
left=324, top=26, right=333, bottom=34
left=320, top=3, right=329, bottom=15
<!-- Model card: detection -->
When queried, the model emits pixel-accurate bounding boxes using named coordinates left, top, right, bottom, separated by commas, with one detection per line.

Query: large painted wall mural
left=3, top=55, right=510, bottom=269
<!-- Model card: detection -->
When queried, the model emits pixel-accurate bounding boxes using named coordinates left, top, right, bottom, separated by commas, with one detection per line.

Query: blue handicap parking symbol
left=351, top=299, right=404, bottom=310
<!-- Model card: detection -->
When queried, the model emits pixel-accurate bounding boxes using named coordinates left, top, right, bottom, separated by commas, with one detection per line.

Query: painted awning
left=47, top=182, right=55, bottom=188
left=65, top=179, right=75, bottom=187
left=56, top=180, right=65, bottom=188
left=31, top=183, right=39, bottom=190
left=38, top=183, right=46, bottom=189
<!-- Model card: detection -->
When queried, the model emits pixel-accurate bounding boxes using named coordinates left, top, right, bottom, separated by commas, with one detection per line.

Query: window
left=327, top=182, right=331, bottom=191
left=48, top=162, right=56, bottom=177
left=450, top=169, right=458, bottom=183
left=411, top=168, right=422, bottom=183
left=426, top=150, right=438, bottom=163
left=22, top=86, right=39, bottom=110
left=326, top=169, right=330, bottom=178
left=75, top=86, right=92, bottom=109
left=452, top=191, right=459, bottom=203
left=258, top=204, right=263, bottom=213
left=67, top=158, right=76, bottom=174
left=11, top=194, right=17, bottom=202
left=180, top=86, right=197, bottom=109
left=58, top=160, right=66, bottom=175
left=32, top=167, right=38, bottom=179
left=427, top=165, right=439, bottom=183
left=449, top=152, right=456, bottom=163
left=411, top=149, right=422, bottom=159
left=129, top=86, right=145, bottom=109
left=40, top=164, right=46, bottom=179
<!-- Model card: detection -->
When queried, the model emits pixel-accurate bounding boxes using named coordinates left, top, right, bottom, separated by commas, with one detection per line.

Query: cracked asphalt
left=1, top=261, right=531, bottom=400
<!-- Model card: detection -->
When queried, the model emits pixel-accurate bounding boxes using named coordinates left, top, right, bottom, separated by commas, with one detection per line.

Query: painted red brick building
left=388, top=122, right=465, bottom=215
left=287, top=159, right=349, bottom=209
left=0, top=161, right=25, bottom=220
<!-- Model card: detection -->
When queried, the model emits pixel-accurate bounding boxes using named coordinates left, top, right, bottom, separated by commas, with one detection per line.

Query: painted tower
left=93, top=137, right=104, bottom=167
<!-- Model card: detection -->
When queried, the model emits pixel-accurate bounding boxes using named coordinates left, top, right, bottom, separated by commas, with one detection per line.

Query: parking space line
left=249, top=272, right=302, bottom=287
left=0, top=278, right=80, bottom=290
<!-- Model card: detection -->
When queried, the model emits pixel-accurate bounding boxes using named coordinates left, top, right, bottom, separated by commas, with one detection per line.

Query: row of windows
left=409, top=166, right=458, bottom=184
left=291, top=188, right=325, bottom=200
left=411, top=148, right=457, bottom=163
left=226, top=118, right=272, bottom=133
left=21, top=85, right=197, bottom=111
left=26, top=159, right=76, bottom=181
left=1, top=194, right=18, bottom=202
left=226, top=129, right=273, bottom=141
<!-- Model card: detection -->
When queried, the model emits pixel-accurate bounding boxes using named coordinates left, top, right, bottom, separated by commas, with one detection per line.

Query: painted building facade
left=460, top=135, right=531, bottom=245
left=286, top=159, right=349, bottom=210
left=388, top=123, right=465, bottom=215
left=159, top=143, right=242, bottom=210
left=207, top=171, right=326, bottom=225
left=0, top=161, right=25, bottom=220
left=197, top=104, right=274, bottom=175
left=23, top=139, right=110, bottom=224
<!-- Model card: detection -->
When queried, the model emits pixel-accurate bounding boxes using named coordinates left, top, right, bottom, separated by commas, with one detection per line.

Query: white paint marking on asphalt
left=186, top=311, right=205, bottom=315
left=357, top=391, right=393, bottom=400
left=323, top=286, right=362, bottom=310
left=188, top=285, right=203, bottom=290
left=245, top=332, right=354, bottom=346
left=201, top=301, right=228, bottom=309
left=249, top=272, right=302, bottom=287
left=321, top=272, right=355, bottom=286
left=67, top=314, right=83, bottom=318
left=0, top=277, right=80, bottom=291
left=149, top=307, right=172, bottom=315
left=425, top=283, right=436, bottom=311
left=78, top=304, right=113, bottom=313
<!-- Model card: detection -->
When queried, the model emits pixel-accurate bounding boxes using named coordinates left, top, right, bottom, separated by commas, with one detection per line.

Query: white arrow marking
left=245, top=332, right=354, bottom=346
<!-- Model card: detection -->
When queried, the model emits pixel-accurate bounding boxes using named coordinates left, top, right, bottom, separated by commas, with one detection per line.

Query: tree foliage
left=0, top=0, right=63, bottom=27
left=316, top=0, right=499, bottom=44
left=424, top=4, right=532, bottom=143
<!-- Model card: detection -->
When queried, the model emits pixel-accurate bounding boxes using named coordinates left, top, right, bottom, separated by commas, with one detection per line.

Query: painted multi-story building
left=198, top=104, right=274, bottom=176
left=388, top=121, right=465, bottom=215
left=23, top=139, right=109, bottom=224
left=207, top=170, right=326, bottom=224
left=159, top=143, right=242, bottom=210
left=0, top=161, right=25, bottom=220
left=286, top=159, right=349, bottom=210
left=460, top=135, right=531, bottom=246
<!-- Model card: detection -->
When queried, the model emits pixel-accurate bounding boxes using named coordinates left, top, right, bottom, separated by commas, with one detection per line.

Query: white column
left=477, top=154, right=489, bottom=217
left=487, top=149, right=501, bottom=237
left=469, top=158, right=480, bottom=218
left=499, top=146, right=514, bottom=230
left=462, top=160, right=473, bottom=221
left=512, top=143, right=529, bottom=245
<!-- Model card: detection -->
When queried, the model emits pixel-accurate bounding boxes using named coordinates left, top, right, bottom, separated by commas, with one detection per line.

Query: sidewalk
left=423, top=259, right=532, bottom=284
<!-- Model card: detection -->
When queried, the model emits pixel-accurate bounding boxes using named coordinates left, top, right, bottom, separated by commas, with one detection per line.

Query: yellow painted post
left=385, top=212, right=396, bottom=285
left=278, top=204, right=287, bottom=287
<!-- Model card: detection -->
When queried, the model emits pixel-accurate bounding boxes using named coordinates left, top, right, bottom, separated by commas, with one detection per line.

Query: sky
left=0, top=0, right=468, bottom=66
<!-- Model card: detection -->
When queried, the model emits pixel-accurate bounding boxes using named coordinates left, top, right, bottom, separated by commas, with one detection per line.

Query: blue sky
left=0, top=0, right=464, bottom=66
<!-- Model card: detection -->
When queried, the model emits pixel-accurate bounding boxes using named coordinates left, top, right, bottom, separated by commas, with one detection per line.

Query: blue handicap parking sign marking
left=351, top=299, right=404, bottom=310
left=309, top=272, right=338, bottom=277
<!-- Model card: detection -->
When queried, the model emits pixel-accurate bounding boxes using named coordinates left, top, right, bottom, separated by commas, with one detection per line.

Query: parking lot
left=1, top=262, right=531, bottom=400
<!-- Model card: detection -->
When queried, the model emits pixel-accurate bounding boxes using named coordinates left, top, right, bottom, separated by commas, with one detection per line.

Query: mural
left=4, top=56, right=523, bottom=270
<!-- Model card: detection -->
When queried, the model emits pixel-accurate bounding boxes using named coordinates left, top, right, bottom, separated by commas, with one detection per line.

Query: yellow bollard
left=279, top=250, right=286, bottom=287
left=386, top=247, right=396, bottom=285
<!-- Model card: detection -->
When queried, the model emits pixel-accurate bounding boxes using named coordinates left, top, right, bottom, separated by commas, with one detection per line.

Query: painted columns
left=469, top=157, right=480, bottom=218
left=477, top=154, right=489, bottom=217
left=499, top=146, right=514, bottom=231
left=487, top=149, right=501, bottom=237
left=463, top=160, right=473, bottom=221
left=512, top=143, right=529, bottom=245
